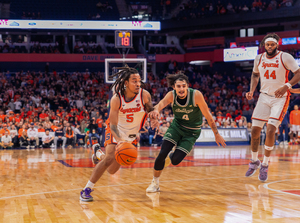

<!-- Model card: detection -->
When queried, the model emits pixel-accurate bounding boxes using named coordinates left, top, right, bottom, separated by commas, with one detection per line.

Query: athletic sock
left=251, top=151, right=258, bottom=161
left=262, top=156, right=270, bottom=166
left=153, top=176, right=159, bottom=184
left=84, top=181, right=95, bottom=190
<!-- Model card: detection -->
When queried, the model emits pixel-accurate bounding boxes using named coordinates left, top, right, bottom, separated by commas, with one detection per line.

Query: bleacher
left=10, top=0, right=119, bottom=20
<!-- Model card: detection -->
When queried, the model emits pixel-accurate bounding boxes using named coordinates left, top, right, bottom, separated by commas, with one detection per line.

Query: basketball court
left=1, top=145, right=300, bottom=222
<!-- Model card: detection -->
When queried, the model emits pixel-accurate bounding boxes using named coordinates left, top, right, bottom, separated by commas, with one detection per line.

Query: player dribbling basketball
left=80, top=66, right=157, bottom=202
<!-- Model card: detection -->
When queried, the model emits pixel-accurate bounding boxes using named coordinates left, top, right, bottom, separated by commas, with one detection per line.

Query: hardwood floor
left=0, top=144, right=300, bottom=222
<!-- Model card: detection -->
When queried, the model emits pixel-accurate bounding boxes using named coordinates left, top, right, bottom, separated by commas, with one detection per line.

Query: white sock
left=251, top=151, right=258, bottom=161
left=153, top=177, right=159, bottom=184
left=84, top=181, right=95, bottom=189
left=262, top=156, right=270, bottom=166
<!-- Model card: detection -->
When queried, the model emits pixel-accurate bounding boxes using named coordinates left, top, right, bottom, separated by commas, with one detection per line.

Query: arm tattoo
left=144, top=94, right=154, bottom=113
left=209, top=118, right=219, bottom=135
left=111, top=124, right=121, bottom=139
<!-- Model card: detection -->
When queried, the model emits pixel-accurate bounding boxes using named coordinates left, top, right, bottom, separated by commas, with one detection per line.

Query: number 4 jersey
left=172, top=88, right=203, bottom=130
left=253, top=51, right=299, bottom=97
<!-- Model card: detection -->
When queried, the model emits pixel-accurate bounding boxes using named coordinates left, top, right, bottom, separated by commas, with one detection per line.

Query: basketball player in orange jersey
left=80, top=66, right=157, bottom=202
left=245, top=33, right=300, bottom=182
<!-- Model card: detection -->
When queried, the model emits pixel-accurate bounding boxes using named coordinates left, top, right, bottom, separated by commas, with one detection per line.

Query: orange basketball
left=115, top=142, right=138, bottom=166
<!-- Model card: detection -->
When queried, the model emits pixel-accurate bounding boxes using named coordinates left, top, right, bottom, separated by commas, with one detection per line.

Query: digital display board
left=224, top=47, right=258, bottom=62
left=0, top=19, right=161, bottom=30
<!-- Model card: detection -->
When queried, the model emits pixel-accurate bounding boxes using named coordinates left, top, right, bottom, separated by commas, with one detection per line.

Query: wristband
left=284, top=83, right=292, bottom=89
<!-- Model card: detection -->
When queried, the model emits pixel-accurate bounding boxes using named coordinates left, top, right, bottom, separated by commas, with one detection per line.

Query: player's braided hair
left=260, top=33, right=280, bottom=48
left=166, top=72, right=189, bottom=88
left=111, top=64, right=140, bottom=97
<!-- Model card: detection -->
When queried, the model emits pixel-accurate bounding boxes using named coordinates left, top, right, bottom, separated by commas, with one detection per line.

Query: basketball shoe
left=80, top=187, right=93, bottom=202
left=92, top=144, right=105, bottom=165
left=146, top=180, right=160, bottom=193
left=245, top=159, right=261, bottom=177
left=259, top=164, right=269, bottom=182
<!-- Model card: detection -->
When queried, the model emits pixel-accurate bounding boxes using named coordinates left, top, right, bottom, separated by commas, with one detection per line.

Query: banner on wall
left=223, top=47, right=258, bottom=62
left=196, top=128, right=249, bottom=142
left=0, top=19, right=161, bottom=30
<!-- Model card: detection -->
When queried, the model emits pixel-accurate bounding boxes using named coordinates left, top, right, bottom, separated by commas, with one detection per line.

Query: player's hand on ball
left=246, top=92, right=253, bottom=100
left=215, top=134, right=226, bottom=148
left=274, top=85, right=288, bottom=98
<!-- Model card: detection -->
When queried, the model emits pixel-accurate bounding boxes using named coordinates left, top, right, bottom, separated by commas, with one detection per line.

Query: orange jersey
left=96, top=118, right=103, bottom=128
left=18, top=128, right=27, bottom=137
left=290, top=110, right=300, bottom=125
left=0, top=129, right=10, bottom=137
left=51, top=126, right=59, bottom=132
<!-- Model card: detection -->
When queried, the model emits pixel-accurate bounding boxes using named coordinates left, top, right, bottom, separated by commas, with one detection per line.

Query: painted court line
left=1, top=173, right=300, bottom=200
left=263, top=178, right=300, bottom=198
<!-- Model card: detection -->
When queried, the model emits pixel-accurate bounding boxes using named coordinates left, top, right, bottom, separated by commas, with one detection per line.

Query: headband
left=265, top=37, right=278, bottom=44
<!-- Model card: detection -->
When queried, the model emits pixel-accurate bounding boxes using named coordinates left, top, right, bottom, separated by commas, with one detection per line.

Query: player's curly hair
left=111, top=64, right=140, bottom=97
left=260, top=33, right=280, bottom=48
left=166, top=72, right=189, bottom=88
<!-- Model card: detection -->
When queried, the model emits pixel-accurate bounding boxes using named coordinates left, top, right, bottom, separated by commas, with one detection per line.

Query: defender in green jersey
left=146, top=73, right=226, bottom=193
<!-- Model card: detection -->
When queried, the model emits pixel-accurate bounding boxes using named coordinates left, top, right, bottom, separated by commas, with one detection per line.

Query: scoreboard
left=115, top=30, right=132, bottom=48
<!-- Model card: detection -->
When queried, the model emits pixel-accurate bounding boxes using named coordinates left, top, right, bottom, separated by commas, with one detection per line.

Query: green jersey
left=172, top=88, right=203, bottom=130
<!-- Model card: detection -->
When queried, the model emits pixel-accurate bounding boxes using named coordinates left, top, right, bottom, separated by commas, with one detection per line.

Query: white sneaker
left=84, top=144, right=87, bottom=149
left=62, top=146, right=65, bottom=149
left=26, top=145, right=30, bottom=151
left=50, top=144, right=55, bottom=148
left=279, top=142, right=284, bottom=148
left=284, top=141, right=289, bottom=145
left=31, top=146, right=35, bottom=150
left=146, top=180, right=160, bottom=193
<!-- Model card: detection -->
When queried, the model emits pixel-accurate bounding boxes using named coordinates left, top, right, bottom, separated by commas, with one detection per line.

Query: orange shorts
left=104, top=119, right=138, bottom=147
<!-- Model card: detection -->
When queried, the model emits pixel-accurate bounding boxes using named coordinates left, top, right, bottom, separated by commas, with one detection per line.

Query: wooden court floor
left=0, top=144, right=300, bottom=223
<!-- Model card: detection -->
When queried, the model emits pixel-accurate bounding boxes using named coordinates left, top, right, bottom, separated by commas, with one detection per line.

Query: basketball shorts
left=104, top=120, right=137, bottom=147
left=291, top=125, right=300, bottom=132
left=252, top=93, right=290, bottom=123
left=163, top=121, right=201, bottom=154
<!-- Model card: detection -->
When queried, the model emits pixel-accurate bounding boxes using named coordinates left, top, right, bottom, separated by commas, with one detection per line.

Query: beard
left=265, top=47, right=277, bottom=57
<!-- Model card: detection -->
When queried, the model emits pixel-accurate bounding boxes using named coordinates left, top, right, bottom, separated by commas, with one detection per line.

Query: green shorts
left=163, top=121, right=201, bottom=154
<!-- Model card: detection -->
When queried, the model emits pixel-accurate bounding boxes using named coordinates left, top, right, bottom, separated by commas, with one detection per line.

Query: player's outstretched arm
left=246, top=72, right=260, bottom=100
left=148, top=91, right=173, bottom=120
left=143, top=90, right=159, bottom=128
left=289, top=88, right=300, bottom=94
left=195, top=90, right=226, bottom=147
left=109, top=94, right=124, bottom=142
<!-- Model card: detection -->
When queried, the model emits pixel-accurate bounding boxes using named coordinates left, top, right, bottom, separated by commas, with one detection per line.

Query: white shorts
left=291, top=125, right=300, bottom=132
left=252, top=93, right=290, bottom=123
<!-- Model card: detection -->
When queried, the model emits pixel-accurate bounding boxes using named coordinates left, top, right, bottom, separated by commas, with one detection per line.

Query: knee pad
left=264, top=145, right=274, bottom=151
left=268, top=119, right=281, bottom=129
left=252, top=119, right=266, bottom=128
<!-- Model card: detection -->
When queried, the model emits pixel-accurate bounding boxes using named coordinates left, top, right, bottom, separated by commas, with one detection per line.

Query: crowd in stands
left=174, top=0, right=294, bottom=20
left=0, top=60, right=299, bottom=149
left=73, top=43, right=104, bottom=54
left=21, top=12, right=42, bottom=19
